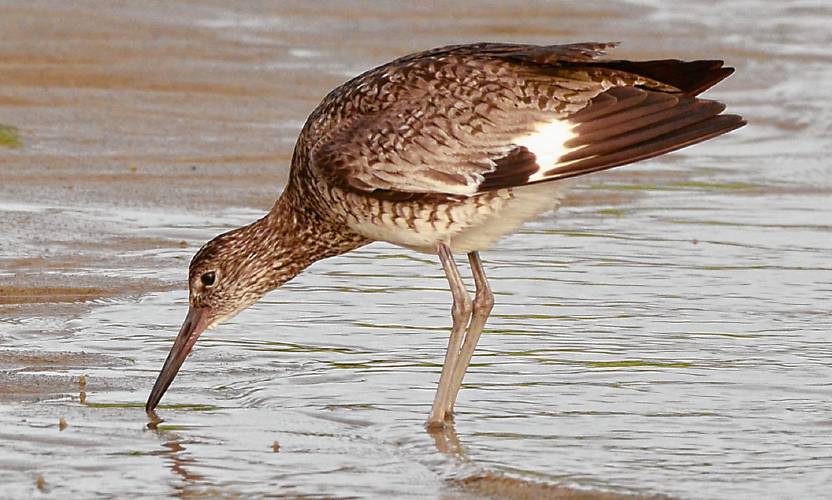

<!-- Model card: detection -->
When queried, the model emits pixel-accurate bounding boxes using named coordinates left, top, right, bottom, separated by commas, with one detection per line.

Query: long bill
left=146, top=306, right=212, bottom=412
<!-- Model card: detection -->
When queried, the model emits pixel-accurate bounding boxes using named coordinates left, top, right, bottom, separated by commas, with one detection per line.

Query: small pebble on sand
left=35, top=474, right=45, bottom=492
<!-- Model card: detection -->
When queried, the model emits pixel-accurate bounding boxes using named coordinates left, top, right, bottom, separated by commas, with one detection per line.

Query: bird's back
left=281, top=42, right=744, bottom=253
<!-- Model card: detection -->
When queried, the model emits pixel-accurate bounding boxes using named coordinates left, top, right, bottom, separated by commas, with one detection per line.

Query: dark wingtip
left=685, top=64, right=735, bottom=95
left=717, top=114, right=748, bottom=132
left=595, top=59, right=737, bottom=96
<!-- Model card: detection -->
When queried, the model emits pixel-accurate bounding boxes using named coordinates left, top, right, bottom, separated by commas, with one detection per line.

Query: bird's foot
left=425, top=415, right=450, bottom=430
left=425, top=409, right=456, bottom=430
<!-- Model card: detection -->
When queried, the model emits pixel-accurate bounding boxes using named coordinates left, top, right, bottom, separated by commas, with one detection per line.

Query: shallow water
left=1, top=1, right=831, bottom=498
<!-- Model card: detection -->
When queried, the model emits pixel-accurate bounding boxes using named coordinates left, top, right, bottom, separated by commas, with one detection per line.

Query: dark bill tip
left=145, top=306, right=211, bottom=413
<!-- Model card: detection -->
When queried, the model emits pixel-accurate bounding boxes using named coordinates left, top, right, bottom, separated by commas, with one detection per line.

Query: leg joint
left=452, top=293, right=473, bottom=318
left=474, top=288, right=494, bottom=314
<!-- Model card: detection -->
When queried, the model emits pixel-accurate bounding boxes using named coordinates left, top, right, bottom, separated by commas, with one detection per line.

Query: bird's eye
left=200, top=271, right=217, bottom=287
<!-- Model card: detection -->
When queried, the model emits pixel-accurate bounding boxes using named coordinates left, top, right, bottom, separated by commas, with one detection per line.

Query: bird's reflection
left=146, top=410, right=205, bottom=493
left=427, top=422, right=465, bottom=459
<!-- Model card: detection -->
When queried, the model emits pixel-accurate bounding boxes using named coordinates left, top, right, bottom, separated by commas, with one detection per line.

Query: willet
left=146, top=42, right=744, bottom=427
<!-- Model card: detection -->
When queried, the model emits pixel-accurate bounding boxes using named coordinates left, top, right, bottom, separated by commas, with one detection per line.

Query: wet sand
left=2, top=1, right=831, bottom=498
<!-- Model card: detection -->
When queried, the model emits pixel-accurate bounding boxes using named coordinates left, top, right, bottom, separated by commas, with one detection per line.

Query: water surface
left=1, top=1, right=831, bottom=498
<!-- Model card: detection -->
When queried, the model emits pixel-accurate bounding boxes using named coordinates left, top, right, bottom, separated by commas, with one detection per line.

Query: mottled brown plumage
left=146, top=42, right=745, bottom=426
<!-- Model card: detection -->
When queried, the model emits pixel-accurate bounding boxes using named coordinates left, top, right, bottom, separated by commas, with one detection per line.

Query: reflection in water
left=429, top=425, right=647, bottom=499
left=162, top=438, right=205, bottom=485
left=146, top=411, right=206, bottom=496
left=146, top=411, right=161, bottom=431
left=2, top=0, right=832, bottom=498
left=429, top=424, right=464, bottom=460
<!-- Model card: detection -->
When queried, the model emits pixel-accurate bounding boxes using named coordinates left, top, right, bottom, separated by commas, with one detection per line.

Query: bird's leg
left=427, top=242, right=472, bottom=428
left=445, top=251, right=494, bottom=416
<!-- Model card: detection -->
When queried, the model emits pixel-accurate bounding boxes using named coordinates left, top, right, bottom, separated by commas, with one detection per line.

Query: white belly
left=341, top=182, right=568, bottom=254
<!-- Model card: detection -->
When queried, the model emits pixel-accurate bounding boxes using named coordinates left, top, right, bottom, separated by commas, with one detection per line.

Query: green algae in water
left=0, top=124, right=22, bottom=148
left=83, top=401, right=219, bottom=411
left=82, top=402, right=146, bottom=409
left=585, top=360, right=694, bottom=369
left=595, top=208, right=627, bottom=216
left=155, top=424, right=199, bottom=432
left=668, top=181, right=759, bottom=190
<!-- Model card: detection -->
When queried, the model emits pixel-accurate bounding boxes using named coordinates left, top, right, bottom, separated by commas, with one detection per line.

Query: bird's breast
left=326, top=183, right=564, bottom=254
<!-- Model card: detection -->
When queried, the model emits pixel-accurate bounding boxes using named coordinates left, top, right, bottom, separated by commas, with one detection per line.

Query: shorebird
left=146, top=42, right=744, bottom=427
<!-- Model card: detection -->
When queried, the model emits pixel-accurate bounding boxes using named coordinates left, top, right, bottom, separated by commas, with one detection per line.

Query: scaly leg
left=427, top=242, right=472, bottom=428
left=445, top=251, right=494, bottom=416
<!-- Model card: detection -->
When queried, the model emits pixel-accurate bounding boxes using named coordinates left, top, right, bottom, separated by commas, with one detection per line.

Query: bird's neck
left=241, top=187, right=368, bottom=290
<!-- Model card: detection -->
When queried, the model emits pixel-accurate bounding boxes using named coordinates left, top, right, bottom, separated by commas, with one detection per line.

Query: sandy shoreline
left=0, top=1, right=747, bottom=311
left=3, top=1, right=830, bottom=498
left=0, top=4, right=666, bottom=497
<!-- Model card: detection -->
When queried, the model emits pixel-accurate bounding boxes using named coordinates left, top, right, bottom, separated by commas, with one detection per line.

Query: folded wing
left=308, top=43, right=745, bottom=201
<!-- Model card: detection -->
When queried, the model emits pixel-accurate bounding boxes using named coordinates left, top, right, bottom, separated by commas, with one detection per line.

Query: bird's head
left=145, top=225, right=279, bottom=412
left=144, top=203, right=362, bottom=413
